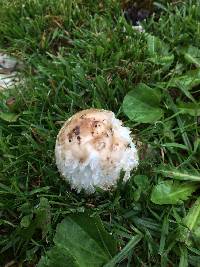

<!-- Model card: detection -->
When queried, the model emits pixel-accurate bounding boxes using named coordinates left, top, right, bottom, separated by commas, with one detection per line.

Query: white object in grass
left=0, top=53, right=21, bottom=90
left=55, top=109, right=139, bottom=193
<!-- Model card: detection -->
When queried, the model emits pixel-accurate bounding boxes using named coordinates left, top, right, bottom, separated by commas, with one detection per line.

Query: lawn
left=0, top=0, right=200, bottom=266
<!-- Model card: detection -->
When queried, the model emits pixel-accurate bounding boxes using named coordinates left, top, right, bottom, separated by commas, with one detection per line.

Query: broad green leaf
left=179, top=198, right=200, bottom=246
left=70, top=214, right=117, bottom=257
left=156, top=165, right=200, bottom=182
left=184, top=45, right=200, bottom=67
left=37, top=246, right=78, bottom=267
left=151, top=180, right=197, bottom=205
left=37, top=214, right=117, bottom=267
left=0, top=112, right=19, bottom=122
left=53, top=216, right=113, bottom=267
left=123, top=83, right=163, bottom=123
left=177, top=102, right=200, bottom=116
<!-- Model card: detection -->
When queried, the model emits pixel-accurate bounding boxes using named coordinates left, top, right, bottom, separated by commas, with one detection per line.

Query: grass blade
left=179, top=247, right=188, bottom=267
left=104, top=234, right=142, bottom=267
left=156, top=165, right=200, bottom=182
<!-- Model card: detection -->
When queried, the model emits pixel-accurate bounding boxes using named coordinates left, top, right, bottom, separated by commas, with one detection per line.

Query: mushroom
left=55, top=109, right=139, bottom=193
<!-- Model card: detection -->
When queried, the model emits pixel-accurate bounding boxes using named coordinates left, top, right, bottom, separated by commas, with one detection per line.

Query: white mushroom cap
left=55, top=109, right=139, bottom=193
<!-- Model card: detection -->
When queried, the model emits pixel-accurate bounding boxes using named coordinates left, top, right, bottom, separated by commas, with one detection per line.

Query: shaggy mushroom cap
left=55, top=109, right=138, bottom=193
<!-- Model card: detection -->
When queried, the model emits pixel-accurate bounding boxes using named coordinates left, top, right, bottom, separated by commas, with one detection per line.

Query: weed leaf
left=178, top=198, right=200, bottom=246
left=0, top=112, right=19, bottom=122
left=123, top=83, right=163, bottom=123
left=146, top=34, right=174, bottom=69
left=151, top=180, right=197, bottom=205
left=37, top=214, right=117, bottom=267
left=157, top=69, right=200, bottom=102
left=177, top=102, right=200, bottom=116
left=69, top=214, right=117, bottom=257
left=183, top=45, right=200, bottom=67
left=37, top=246, right=78, bottom=267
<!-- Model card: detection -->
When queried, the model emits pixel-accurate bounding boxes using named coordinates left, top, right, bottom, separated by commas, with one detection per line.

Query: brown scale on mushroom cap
left=57, top=109, right=129, bottom=166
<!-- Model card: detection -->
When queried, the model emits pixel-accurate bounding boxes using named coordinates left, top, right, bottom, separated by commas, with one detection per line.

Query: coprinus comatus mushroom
left=55, top=109, right=138, bottom=193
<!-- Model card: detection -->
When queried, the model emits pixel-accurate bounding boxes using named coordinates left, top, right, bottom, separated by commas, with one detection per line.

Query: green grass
left=0, top=0, right=200, bottom=266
